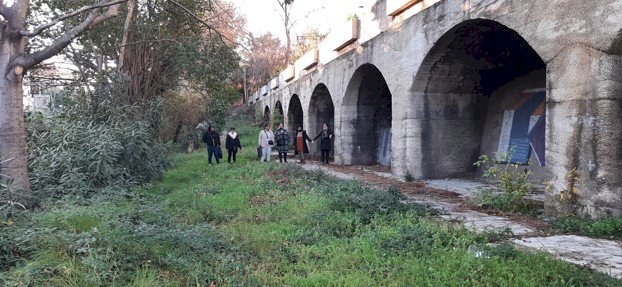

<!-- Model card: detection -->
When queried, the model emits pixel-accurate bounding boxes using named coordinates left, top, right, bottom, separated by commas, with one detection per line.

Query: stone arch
left=342, top=63, right=392, bottom=167
left=263, top=105, right=271, bottom=124
left=287, top=94, right=304, bottom=133
left=412, top=19, right=547, bottom=179
left=308, top=83, right=335, bottom=156
left=273, top=100, right=285, bottom=130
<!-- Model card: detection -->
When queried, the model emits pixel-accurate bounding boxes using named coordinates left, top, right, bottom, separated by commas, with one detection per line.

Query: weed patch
left=551, top=215, right=622, bottom=239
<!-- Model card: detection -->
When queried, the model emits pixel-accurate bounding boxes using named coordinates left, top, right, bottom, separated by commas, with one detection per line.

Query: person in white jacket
left=258, top=124, right=274, bottom=162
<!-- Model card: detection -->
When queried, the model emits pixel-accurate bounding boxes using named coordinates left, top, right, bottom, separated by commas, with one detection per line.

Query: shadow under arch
left=287, top=94, right=304, bottom=133
left=341, top=63, right=392, bottom=167
left=412, top=19, right=547, bottom=180
left=263, top=105, right=270, bottom=124
left=308, top=83, right=335, bottom=157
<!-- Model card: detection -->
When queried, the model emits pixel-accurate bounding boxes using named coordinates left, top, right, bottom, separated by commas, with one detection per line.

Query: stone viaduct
left=250, top=0, right=622, bottom=216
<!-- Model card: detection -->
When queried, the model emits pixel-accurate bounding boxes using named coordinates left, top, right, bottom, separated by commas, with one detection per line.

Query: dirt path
left=298, top=161, right=622, bottom=280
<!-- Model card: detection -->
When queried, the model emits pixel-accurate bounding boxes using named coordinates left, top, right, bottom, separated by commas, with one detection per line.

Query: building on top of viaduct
left=250, top=0, right=622, bottom=217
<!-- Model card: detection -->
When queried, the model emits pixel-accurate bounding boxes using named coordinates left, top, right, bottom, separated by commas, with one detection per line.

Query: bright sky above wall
left=234, top=0, right=369, bottom=41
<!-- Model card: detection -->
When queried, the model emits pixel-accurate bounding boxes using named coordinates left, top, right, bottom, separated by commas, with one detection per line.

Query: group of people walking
left=258, top=122, right=333, bottom=164
left=202, top=123, right=333, bottom=165
left=202, top=125, right=242, bottom=165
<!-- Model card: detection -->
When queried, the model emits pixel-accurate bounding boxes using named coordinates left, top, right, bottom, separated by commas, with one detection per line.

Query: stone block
left=323, top=18, right=360, bottom=51
left=297, top=49, right=319, bottom=70
left=281, top=65, right=295, bottom=82
left=387, top=0, right=423, bottom=16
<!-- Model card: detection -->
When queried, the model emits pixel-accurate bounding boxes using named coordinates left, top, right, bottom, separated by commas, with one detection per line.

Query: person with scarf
left=202, top=125, right=221, bottom=165
left=225, top=127, right=242, bottom=163
left=313, top=123, right=333, bottom=164
left=293, top=126, right=312, bottom=164
left=258, top=124, right=274, bottom=162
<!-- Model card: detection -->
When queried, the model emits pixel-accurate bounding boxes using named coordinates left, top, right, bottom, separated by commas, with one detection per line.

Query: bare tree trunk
left=0, top=2, right=31, bottom=194
left=285, top=27, right=291, bottom=65
left=0, top=0, right=124, bottom=196
left=118, top=0, right=135, bottom=71
left=0, top=70, right=31, bottom=194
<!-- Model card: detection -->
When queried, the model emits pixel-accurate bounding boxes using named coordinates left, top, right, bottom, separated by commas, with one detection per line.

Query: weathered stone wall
left=255, top=0, right=622, bottom=217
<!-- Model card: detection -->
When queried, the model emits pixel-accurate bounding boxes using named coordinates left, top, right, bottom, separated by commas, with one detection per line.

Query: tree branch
left=90, top=2, right=122, bottom=27
left=20, top=0, right=127, bottom=37
left=169, top=0, right=236, bottom=46
left=13, top=3, right=123, bottom=72
left=118, top=38, right=183, bottom=48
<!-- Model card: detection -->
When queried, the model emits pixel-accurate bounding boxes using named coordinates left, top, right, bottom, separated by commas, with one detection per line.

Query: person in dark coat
left=313, top=123, right=333, bottom=164
left=274, top=123, right=290, bottom=163
left=202, top=125, right=221, bottom=165
left=293, top=126, right=312, bottom=164
left=225, top=127, right=242, bottom=163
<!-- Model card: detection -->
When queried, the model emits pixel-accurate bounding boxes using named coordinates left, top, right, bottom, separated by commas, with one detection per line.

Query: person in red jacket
left=293, top=126, right=312, bottom=164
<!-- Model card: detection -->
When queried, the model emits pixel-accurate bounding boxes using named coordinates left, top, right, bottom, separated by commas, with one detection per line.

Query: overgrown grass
left=551, top=216, right=622, bottom=240
left=1, top=119, right=621, bottom=286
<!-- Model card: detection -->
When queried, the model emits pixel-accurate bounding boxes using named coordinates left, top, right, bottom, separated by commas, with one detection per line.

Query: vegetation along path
left=1, top=121, right=621, bottom=285
left=301, top=163, right=622, bottom=280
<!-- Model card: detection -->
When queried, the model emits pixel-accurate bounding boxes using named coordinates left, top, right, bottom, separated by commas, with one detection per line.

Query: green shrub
left=341, top=187, right=421, bottom=224
left=473, top=154, right=533, bottom=213
left=473, top=190, right=537, bottom=214
left=26, top=101, right=171, bottom=199
left=404, top=171, right=414, bottom=182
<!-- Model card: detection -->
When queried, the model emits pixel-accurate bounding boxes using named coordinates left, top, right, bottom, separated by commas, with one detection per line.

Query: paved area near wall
left=425, top=179, right=546, bottom=202
left=300, top=162, right=622, bottom=279
left=513, top=236, right=622, bottom=279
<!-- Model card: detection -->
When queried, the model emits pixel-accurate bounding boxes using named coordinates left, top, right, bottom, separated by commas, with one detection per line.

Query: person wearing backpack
left=202, top=125, right=221, bottom=165
left=257, top=124, right=274, bottom=162
left=274, top=123, right=290, bottom=163
left=225, top=127, right=242, bottom=163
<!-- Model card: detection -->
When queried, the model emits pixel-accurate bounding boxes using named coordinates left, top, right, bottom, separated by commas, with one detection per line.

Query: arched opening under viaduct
left=263, top=106, right=271, bottom=125
left=287, top=95, right=304, bottom=133
left=413, top=19, right=547, bottom=180
left=273, top=101, right=284, bottom=130
left=343, top=64, right=392, bottom=167
left=309, top=84, right=335, bottom=156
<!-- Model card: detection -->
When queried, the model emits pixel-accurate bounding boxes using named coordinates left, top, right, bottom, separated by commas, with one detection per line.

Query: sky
left=233, top=0, right=367, bottom=41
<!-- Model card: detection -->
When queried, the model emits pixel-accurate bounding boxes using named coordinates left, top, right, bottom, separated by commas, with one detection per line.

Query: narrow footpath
left=299, top=161, right=622, bottom=279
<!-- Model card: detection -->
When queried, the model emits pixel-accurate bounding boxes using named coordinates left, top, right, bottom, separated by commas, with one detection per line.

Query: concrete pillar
left=546, top=45, right=622, bottom=217
left=338, top=105, right=358, bottom=165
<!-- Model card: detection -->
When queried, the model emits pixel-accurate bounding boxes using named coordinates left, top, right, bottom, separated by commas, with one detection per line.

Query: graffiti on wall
left=496, top=89, right=546, bottom=166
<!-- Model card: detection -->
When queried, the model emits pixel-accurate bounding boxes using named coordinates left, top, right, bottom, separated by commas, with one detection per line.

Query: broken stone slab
left=440, top=210, right=535, bottom=236
left=512, top=235, right=622, bottom=279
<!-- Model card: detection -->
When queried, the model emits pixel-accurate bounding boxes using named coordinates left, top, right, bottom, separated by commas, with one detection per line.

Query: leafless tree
left=275, top=0, right=295, bottom=66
